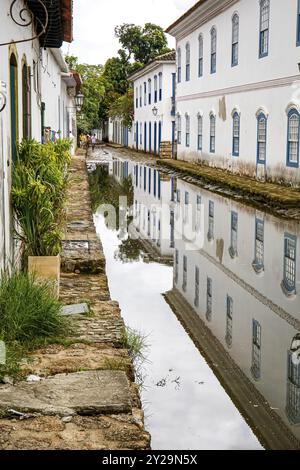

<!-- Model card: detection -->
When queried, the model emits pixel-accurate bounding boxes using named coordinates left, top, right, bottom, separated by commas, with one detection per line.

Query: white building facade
left=167, top=0, right=300, bottom=183
left=0, top=0, right=75, bottom=271
left=130, top=51, right=176, bottom=157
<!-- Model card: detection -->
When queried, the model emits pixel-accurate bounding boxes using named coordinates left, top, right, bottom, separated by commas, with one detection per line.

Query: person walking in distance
left=91, top=134, right=96, bottom=152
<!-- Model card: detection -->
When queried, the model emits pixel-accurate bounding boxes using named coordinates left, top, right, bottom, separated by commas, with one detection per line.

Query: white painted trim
left=167, top=0, right=239, bottom=40
left=285, top=101, right=300, bottom=114
left=255, top=106, right=269, bottom=118
left=177, top=74, right=300, bottom=102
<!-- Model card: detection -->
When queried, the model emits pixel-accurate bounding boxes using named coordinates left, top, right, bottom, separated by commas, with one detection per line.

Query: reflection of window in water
left=147, top=210, right=151, bottom=237
left=175, top=249, right=179, bottom=284
left=144, top=167, right=147, bottom=191
left=253, top=218, right=264, bottom=272
left=229, top=211, right=238, bottom=258
left=184, top=191, right=189, bottom=223
left=154, top=170, right=157, bottom=197
left=206, top=277, right=212, bottom=321
left=152, top=211, right=156, bottom=242
left=182, top=255, right=187, bottom=292
left=251, top=320, right=262, bottom=380
left=196, top=195, right=202, bottom=231
left=282, top=234, right=297, bottom=295
left=194, top=266, right=199, bottom=307
left=226, top=295, right=233, bottom=348
left=286, top=335, right=300, bottom=425
left=176, top=189, right=181, bottom=220
left=157, top=220, right=161, bottom=247
left=148, top=168, right=151, bottom=194
left=208, top=200, right=214, bottom=241
left=170, top=210, right=175, bottom=248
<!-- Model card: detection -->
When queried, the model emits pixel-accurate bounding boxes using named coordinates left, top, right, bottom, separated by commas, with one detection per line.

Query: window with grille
left=253, top=219, right=264, bottom=271
left=177, top=48, right=182, bottom=83
left=206, top=277, right=212, bottom=321
left=287, top=109, right=300, bottom=167
left=229, top=211, right=238, bottom=258
left=182, top=255, right=187, bottom=292
left=232, top=14, right=239, bottom=66
left=251, top=320, right=262, bottom=380
left=286, top=350, right=300, bottom=424
left=257, top=113, right=267, bottom=163
left=196, top=195, right=202, bottom=231
left=210, top=114, right=216, bottom=153
left=159, top=72, right=162, bottom=101
left=211, top=28, right=217, bottom=73
left=232, top=112, right=240, bottom=156
left=208, top=200, right=214, bottom=241
left=148, top=79, right=151, bottom=105
left=186, top=43, right=190, bottom=81
left=185, top=115, right=190, bottom=147
left=153, top=78, right=157, bottom=103
left=226, top=296, right=233, bottom=347
left=194, top=267, right=200, bottom=307
left=197, top=114, right=203, bottom=151
left=198, top=35, right=203, bottom=77
left=177, top=115, right=182, bottom=144
left=175, top=250, right=179, bottom=284
left=283, top=235, right=297, bottom=294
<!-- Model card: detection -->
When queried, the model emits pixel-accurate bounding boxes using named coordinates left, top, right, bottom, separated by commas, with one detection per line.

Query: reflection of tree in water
left=115, top=237, right=143, bottom=263
left=89, top=164, right=133, bottom=230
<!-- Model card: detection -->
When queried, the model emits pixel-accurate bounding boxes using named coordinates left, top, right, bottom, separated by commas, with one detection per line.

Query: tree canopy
left=115, top=23, right=170, bottom=65
left=67, top=22, right=171, bottom=133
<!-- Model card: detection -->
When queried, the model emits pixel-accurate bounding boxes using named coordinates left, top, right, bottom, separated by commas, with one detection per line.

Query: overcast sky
left=62, top=0, right=195, bottom=65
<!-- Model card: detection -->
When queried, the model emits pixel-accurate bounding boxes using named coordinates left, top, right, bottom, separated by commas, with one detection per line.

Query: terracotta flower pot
left=28, top=255, right=60, bottom=298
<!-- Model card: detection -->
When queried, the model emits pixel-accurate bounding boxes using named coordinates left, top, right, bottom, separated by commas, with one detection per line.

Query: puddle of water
left=90, top=150, right=300, bottom=450
left=95, top=216, right=262, bottom=450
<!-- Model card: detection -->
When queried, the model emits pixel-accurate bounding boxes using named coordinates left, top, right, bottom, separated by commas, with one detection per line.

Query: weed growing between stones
left=121, top=326, right=149, bottom=387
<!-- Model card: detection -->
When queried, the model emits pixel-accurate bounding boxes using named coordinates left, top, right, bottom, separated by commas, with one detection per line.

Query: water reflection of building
left=130, top=164, right=175, bottom=262
left=167, top=178, right=300, bottom=448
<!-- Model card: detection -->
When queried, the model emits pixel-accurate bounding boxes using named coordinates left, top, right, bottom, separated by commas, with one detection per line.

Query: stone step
left=61, top=240, right=105, bottom=274
left=0, top=371, right=131, bottom=417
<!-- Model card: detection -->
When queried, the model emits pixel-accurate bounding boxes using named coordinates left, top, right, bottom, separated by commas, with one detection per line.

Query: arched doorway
left=22, top=61, right=31, bottom=140
left=10, top=53, right=18, bottom=163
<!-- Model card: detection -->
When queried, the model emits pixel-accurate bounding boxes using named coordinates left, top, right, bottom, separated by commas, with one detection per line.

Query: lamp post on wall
left=74, top=93, right=84, bottom=113
left=152, top=106, right=158, bottom=117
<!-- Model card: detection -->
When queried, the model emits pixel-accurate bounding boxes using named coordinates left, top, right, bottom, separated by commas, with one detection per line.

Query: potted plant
left=12, top=139, right=71, bottom=297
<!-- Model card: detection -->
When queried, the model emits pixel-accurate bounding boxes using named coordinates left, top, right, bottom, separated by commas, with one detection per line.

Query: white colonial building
left=130, top=51, right=176, bottom=157
left=167, top=0, right=300, bottom=182
left=0, top=0, right=76, bottom=271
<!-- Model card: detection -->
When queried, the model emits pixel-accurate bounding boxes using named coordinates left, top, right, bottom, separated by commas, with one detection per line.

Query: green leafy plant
left=12, top=139, right=71, bottom=257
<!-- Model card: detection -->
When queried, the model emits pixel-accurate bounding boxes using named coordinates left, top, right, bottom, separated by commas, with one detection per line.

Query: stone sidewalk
left=0, top=152, right=150, bottom=450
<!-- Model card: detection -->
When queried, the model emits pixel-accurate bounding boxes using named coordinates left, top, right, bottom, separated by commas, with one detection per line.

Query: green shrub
left=12, top=139, right=71, bottom=256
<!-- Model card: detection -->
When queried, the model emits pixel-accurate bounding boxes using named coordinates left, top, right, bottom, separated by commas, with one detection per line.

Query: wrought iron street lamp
left=75, top=93, right=84, bottom=112
left=152, top=106, right=158, bottom=117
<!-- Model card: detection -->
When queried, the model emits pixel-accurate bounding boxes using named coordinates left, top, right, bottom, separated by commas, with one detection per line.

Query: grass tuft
left=0, top=271, right=69, bottom=379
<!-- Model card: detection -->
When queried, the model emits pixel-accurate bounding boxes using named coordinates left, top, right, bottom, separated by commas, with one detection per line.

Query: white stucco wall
left=0, top=0, right=76, bottom=270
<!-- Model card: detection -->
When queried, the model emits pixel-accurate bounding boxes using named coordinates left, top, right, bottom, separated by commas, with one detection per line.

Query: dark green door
left=10, top=55, right=18, bottom=163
